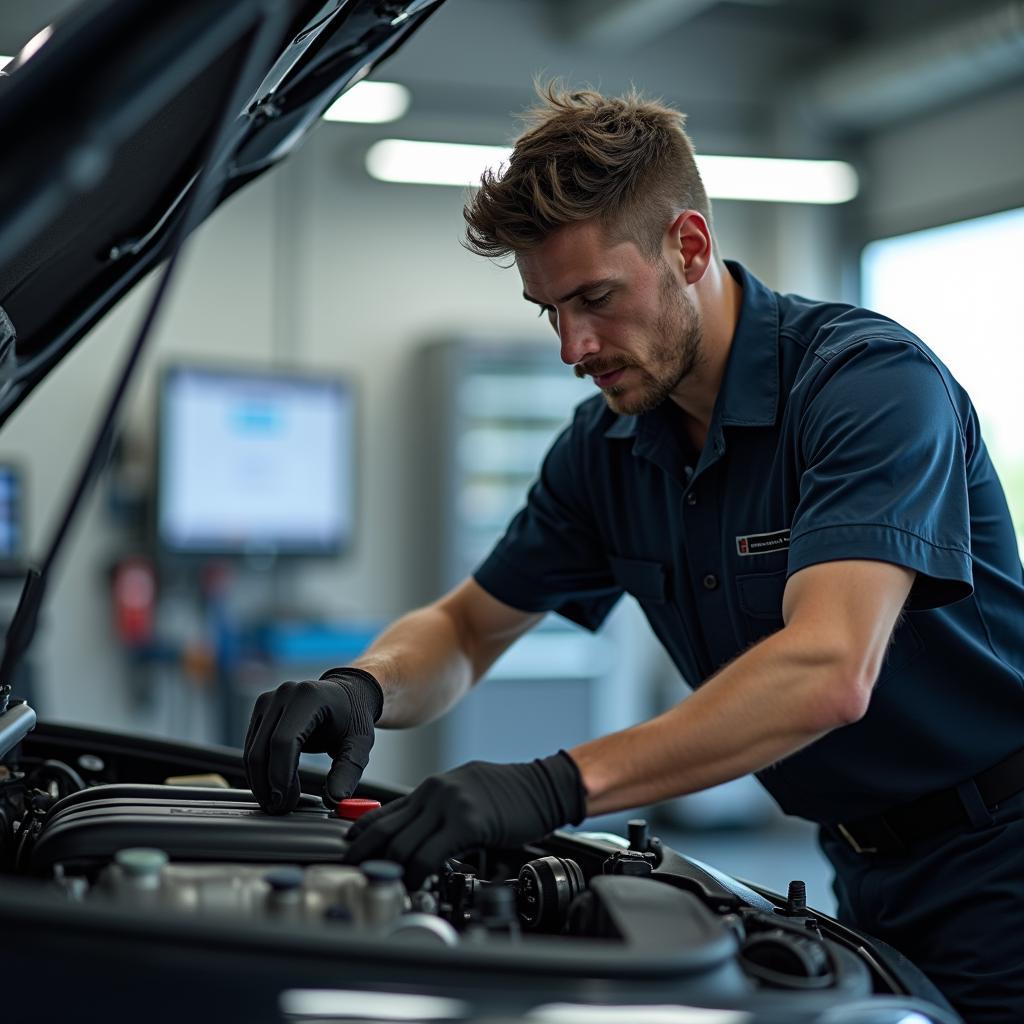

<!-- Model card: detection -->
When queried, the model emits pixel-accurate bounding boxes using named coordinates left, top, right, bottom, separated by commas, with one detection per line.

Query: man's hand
left=343, top=751, right=587, bottom=887
left=243, top=668, right=384, bottom=814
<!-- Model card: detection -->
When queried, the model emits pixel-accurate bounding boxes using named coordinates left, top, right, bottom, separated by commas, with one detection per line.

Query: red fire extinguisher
left=112, top=557, right=155, bottom=646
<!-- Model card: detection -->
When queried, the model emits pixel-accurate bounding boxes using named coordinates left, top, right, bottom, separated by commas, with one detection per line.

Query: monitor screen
left=0, top=464, right=22, bottom=563
left=157, top=365, right=355, bottom=556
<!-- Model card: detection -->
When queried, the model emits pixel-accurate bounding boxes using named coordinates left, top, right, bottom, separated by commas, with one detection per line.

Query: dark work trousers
left=819, top=788, right=1024, bottom=1024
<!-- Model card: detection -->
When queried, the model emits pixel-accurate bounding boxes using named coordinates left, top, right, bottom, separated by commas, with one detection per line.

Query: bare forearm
left=351, top=606, right=474, bottom=728
left=571, top=626, right=864, bottom=816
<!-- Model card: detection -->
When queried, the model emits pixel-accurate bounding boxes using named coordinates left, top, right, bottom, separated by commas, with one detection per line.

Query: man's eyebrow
left=522, top=277, right=617, bottom=306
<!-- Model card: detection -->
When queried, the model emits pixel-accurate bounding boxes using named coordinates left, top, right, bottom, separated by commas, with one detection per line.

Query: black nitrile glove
left=243, top=667, right=384, bottom=814
left=343, top=751, right=587, bottom=887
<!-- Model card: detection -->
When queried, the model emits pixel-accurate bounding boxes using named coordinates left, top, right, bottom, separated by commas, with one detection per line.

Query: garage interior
left=0, top=0, right=1021, bottom=919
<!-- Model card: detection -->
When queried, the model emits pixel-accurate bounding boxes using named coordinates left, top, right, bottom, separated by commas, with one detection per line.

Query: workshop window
left=861, top=207, right=1024, bottom=555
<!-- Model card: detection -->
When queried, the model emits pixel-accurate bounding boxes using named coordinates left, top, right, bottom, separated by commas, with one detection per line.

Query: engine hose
left=34, top=759, right=86, bottom=796
left=13, top=804, right=38, bottom=872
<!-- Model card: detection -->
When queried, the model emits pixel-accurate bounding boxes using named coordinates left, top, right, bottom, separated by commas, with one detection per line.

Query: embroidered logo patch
left=736, top=529, right=790, bottom=556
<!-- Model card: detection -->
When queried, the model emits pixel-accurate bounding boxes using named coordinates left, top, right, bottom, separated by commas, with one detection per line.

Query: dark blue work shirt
left=474, top=261, right=1024, bottom=823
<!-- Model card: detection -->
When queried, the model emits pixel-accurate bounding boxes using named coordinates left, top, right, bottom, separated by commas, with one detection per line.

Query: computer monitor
left=157, top=365, right=355, bottom=557
left=0, top=463, right=23, bottom=565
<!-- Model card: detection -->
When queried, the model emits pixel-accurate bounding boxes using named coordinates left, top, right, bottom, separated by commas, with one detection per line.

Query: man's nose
left=558, top=311, right=599, bottom=366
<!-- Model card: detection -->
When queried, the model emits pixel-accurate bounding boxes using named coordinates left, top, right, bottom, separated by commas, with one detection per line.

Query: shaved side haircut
left=463, top=80, right=714, bottom=264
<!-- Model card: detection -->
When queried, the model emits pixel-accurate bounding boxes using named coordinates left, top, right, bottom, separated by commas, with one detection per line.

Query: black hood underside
left=0, top=0, right=443, bottom=427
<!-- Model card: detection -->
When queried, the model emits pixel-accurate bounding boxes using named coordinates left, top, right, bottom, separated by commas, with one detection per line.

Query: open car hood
left=0, top=0, right=443, bottom=428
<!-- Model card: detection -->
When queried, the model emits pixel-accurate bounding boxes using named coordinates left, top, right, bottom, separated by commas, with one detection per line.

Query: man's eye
left=581, top=293, right=611, bottom=309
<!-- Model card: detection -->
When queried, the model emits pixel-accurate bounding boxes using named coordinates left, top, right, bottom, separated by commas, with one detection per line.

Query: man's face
left=518, top=219, right=703, bottom=415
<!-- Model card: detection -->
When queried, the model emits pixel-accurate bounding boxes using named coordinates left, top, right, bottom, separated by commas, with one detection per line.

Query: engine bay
left=0, top=719, right=960, bottom=1023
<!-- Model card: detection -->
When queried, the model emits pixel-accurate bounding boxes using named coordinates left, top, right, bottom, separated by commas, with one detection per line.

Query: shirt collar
left=603, top=259, right=780, bottom=442
left=604, top=414, right=638, bottom=439
left=717, top=260, right=780, bottom=428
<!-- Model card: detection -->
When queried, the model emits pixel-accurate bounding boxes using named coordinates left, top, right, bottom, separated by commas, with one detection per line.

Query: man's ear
left=665, top=211, right=713, bottom=284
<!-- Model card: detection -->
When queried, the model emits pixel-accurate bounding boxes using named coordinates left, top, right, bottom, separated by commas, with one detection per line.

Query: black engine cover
left=30, top=784, right=349, bottom=873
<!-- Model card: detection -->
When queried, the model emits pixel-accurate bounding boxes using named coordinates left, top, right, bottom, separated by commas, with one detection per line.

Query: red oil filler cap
left=335, top=798, right=381, bottom=821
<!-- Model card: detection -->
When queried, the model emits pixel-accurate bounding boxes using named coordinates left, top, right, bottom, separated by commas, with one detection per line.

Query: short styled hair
left=463, top=81, right=713, bottom=264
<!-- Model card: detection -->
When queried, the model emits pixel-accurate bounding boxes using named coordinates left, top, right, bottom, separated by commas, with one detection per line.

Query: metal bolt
left=787, top=879, right=807, bottom=913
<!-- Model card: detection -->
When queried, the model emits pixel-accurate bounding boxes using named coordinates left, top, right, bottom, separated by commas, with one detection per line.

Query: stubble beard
left=601, top=267, right=704, bottom=416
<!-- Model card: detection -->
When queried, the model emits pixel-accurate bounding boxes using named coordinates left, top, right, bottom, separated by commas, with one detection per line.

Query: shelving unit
left=414, top=339, right=650, bottom=773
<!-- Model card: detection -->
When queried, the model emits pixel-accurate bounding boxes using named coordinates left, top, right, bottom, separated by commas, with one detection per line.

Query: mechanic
left=244, top=84, right=1024, bottom=1023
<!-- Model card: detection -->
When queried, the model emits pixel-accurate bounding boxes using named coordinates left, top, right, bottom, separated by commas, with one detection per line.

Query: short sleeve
left=473, top=411, right=622, bottom=631
left=788, top=338, right=973, bottom=610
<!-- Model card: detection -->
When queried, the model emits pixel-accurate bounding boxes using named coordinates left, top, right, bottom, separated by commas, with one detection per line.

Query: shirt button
left=686, top=492, right=697, bottom=506
left=702, top=573, right=719, bottom=591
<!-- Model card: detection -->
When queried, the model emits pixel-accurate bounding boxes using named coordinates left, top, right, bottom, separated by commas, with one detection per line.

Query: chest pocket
left=609, top=555, right=670, bottom=603
left=736, top=569, right=787, bottom=644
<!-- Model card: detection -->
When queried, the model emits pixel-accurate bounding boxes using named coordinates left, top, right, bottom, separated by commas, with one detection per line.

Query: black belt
left=833, top=747, right=1024, bottom=855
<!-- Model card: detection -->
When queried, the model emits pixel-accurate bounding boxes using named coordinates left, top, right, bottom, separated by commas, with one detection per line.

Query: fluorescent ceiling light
left=0, top=56, right=11, bottom=69
left=365, top=140, right=859, bottom=204
left=697, top=154, right=858, bottom=204
left=367, top=140, right=510, bottom=187
left=323, top=81, right=410, bottom=123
